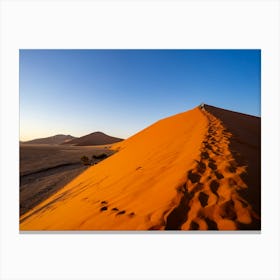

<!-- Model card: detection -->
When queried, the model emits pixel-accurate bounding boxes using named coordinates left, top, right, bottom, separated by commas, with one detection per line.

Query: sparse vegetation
left=80, top=153, right=110, bottom=166
left=92, top=153, right=108, bottom=160
left=80, top=155, right=90, bottom=165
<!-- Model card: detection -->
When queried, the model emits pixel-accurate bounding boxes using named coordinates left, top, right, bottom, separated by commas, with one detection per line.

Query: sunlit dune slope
left=20, top=108, right=207, bottom=230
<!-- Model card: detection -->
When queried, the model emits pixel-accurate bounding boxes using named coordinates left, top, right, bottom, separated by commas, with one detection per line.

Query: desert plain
left=20, top=144, right=114, bottom=215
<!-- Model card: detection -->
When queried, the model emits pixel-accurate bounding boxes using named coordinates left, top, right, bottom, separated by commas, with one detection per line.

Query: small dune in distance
left=22, top=134, right=76, bottom=145
left=22, top=131, right=123, bottom=146
left=63, top=131, right=123, bottom=146
left=20, top=104, right=261, bottom=231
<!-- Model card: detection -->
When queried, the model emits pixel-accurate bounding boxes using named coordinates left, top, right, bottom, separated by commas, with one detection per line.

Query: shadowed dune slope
left=20, top=108, right=207, bottom=230
left=204, top=104, right=261, bottom=228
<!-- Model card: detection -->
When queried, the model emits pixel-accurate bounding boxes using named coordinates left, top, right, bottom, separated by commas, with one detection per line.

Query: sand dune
left=63, top=131, right=123, bottom=146
left=20, top=105, right=260, bottom=230
left=22, top=134, right=76, bottom=145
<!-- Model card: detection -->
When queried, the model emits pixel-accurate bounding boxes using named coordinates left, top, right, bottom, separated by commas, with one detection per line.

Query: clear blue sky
left=20, top=49, right=260, bottom=141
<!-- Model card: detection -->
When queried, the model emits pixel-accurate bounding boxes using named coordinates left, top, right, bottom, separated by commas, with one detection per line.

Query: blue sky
left=20, top=49, right=260, bottom=141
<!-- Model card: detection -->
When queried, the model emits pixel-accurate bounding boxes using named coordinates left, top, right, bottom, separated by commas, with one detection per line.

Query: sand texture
left=20, top=106, right=260, bottom=230
left=20, top=145, right=114, bottom=215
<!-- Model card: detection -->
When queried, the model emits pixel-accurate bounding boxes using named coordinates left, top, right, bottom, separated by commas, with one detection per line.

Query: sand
left=20, top=105, right=261, bottom=230
left=204, top=104, right=261, bottom=229
left=20, top=145, right=114, bottom=215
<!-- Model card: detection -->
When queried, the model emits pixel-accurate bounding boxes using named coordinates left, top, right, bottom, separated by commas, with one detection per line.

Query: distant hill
left=22, top=134, right=76, bottom=145
left=63, top=131, right=123, bottom=146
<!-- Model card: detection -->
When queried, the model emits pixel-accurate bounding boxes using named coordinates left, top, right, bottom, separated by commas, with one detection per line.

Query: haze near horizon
left=20, top=49, right=260, bottom=141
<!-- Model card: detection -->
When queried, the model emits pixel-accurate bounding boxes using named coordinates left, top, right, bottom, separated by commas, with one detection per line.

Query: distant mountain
left=22, top=134, right=76, bottom=145
left=63, top=131, right=123, bottom=146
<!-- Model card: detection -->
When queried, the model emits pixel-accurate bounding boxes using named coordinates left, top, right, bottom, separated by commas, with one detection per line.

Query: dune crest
left=20, top=106, right=260, bottom=230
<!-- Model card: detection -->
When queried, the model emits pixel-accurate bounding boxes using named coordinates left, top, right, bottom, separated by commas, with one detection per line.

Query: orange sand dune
left=20, top=106, right=260, bottom=230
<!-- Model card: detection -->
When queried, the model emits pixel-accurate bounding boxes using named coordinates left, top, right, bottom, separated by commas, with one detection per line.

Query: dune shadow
left=204, top=105, right=261, bottom=230
left=165, top=185, right=194, bottom=230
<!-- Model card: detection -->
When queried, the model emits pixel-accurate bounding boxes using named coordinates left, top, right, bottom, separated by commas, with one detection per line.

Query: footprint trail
left=164, top=108, right=260, bottom=230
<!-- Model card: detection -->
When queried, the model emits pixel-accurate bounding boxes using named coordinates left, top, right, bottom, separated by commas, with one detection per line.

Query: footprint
left=128, top=212, right=135, bottom=217
left=100, top=206, right=108, bottom=211
left=205, top=143, right=213, bottom=150
left=101, top=201, right=108, bottom=204
left=210, top=180, right=220, bottom=196
left=188, top=171, right=201, bottom=183
left=208, top=161, right=217, bottom=170
left=198, top=192, right=209, bottom=207
left=196, top=161, right=206, bottom=174
left=201, top=151, right=209, bottom=159
left=220, top=200, right=237, bottom=220
left=228, top=178, right=237, bottom=187
left=190, top=221, right=199, bottom=230
left=214, top=171, right=224, bottom=179
left=111, top=207, right=119, bottom=211
left=116, top=210, right=126, bottom=216
left=204, top=217, right=218, bottom=230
